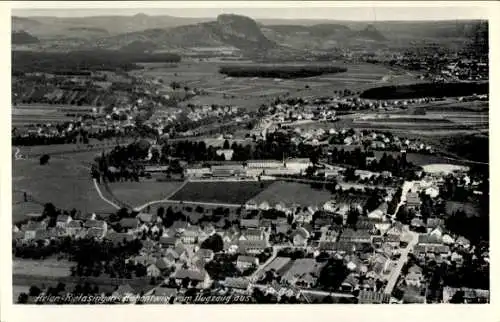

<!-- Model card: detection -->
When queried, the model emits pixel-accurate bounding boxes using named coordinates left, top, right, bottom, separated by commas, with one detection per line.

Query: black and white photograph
left=5, top=1, right=492, bottom=308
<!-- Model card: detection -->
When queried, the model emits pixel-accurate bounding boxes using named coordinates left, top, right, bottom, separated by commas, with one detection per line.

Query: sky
left=12, top=3, right=491, bottom=21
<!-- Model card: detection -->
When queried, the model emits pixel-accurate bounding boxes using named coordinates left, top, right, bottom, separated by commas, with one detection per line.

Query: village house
left=222, top=277, right=252, bottom=294
left=244, top=200, right=259, bottom=211
left=291, top=227, right=310, bottom=247
left=180, top=226, right=202, bottom=244
left=442, top=287, right=490, bottom=304
left=240, top=228, right=267, bottom=241
left=341, top=273, right=360, bottom=292
left=172, top=268, right=212, bottom=289
left=118, top=218, right=139, bottom=232
left=418, top=234, right=443, bottom=246
left=66, top=220, right=83, bottom=237
left=136, top=212, right=157, bottom=225
left=112, top=284, right=136, bottom=300
left=238, top=239, right=269, bottom=255
left=405, top=265, right=424, bottom=287
left=236, top=255, right=259, bottom=271
left=104, top=231, right=136, bottom=246
left=56, top=215, right=73, bottom=228
left=456, top=236, right=471, bottom=249
left=406, top=192, right=421, bottom=210
left=339, top=228, right=372, bottom=244
left=159, top=236, right=178, bottom=248
left=358, top=290, right=390, bottom=304
left=240, top=218, right=260, bottom=229
left=194, top=248, right=215, bottom=263
left=147, top=263, right=162, bottom=277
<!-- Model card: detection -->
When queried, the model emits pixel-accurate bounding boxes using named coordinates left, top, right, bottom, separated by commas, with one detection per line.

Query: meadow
left=170, top=181, right=272, bottom=204
left=107, top=181, right=184, bottom=208
left=251, top=181, right=333, bottom=207
left=12, top=157, right=116, bottom=222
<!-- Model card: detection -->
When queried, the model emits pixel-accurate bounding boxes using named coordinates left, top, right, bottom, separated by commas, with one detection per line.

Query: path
left=14, top=147, right=24, bottom=160
left=133, top=180, right=189, bottom=212
left=92, top=179, right=121, bottom=210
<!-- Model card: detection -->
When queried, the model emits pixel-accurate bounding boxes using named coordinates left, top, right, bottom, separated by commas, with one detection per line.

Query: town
left=11, top=10, right=489, bottom=305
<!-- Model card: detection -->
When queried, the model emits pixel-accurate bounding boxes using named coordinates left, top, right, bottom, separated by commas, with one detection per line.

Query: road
left=383, top=180, right=419, bottom=295
left=251, top=283, right=355, bottom=299
left=383, top=229, right=419, bottom=295
left=249, top=246, right=279, bottom=282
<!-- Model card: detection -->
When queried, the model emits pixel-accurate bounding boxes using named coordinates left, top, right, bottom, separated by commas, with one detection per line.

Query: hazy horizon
left=12, top=6, right=489, bottom=21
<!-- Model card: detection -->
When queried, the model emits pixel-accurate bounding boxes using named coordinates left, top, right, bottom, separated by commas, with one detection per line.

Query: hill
left=262, top=23, right=385, bottom=50
left=96, top=14, right=278, bottom=54
left=12, top=31, right=39, bottom=44
left=11, top=14, right=212, bottom=38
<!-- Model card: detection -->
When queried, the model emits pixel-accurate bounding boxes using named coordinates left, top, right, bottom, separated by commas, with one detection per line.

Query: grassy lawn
left=171, top=181, right=272, bottom=204
left=107, top=181, right=185, bottom=208
left=12, top=158, right=116, bottom=222
left=251, top=181, right=333, bottom=207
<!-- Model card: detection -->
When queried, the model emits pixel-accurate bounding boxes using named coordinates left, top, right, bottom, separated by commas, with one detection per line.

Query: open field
left=132, top=61, right=403, bottom=111
left=13, top=259, right=73, bottom=277
left=14, top=138, right=133, bottom=159
left=12, top=104, right=98, bottom=127
left=251, top=181, right=333, bottom=206
left=171, top=181, right=272, bottom=204
left=12, top=157, right=116, bottom=222
left=107, top=181, right=184, bottom=208
left=12, top=275, right=152, bottom=297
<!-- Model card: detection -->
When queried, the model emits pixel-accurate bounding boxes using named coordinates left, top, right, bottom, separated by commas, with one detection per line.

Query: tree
left=182, top=277, right=190, bottom=289
left=200, top=234, right=224, bottom=253
left=346, top=208, right=360, bottom=228
left=223, top=139, right=230, bottom=150
left=40, top=154, right=50, bottom=165
left=17, top=293, right=29, bottom=304
left=29, top=285, right=41, bottom=297
left=450, top=290, right=465, bottom=303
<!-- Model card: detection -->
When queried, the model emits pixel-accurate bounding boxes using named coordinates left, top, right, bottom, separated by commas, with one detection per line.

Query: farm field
left=132, top=61, right=402, bottom=111
left=107, top=181, right=184, bottom=208
left=250, top=181, right=333, bottom=207
left=170, top=181, right=272, bottom=204
left=14, top=138, right=133, bottom=159
left=12, top=158, right=116, bottom=222
left=12, top=104, right=97, bottom=127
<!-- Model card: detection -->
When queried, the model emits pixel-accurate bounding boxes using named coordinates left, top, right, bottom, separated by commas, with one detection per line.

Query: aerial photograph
left=10, top=4, right=489, bottom=305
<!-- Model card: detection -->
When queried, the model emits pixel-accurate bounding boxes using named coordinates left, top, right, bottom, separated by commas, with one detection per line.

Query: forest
left=12, top=50, right=181, bottom=74
left=360, top=82, right=488, bottom=100
left=219, top=64, right=347, bottom=79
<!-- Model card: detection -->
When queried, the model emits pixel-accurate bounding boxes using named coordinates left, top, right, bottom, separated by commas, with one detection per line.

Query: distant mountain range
left=11, top=13, right=487, bottom=55
left=12, top=31, right=39, bottom=44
